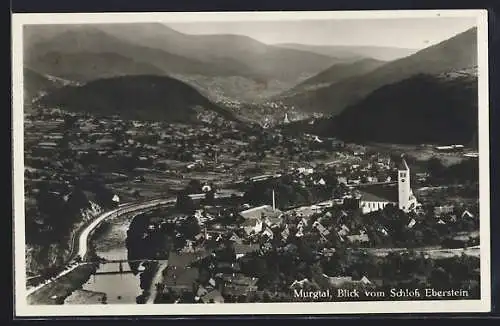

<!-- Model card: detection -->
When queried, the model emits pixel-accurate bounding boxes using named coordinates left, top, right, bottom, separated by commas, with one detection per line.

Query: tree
left=178, top=216, right=201, bottom=240
left=205, top=189, right=215, bottom=205
left=430, top=267, right=452, bottom=289
left=427, top=157, right=445, bottom=181
left=186, top=179, right=202, bottom=194
left=63, top=115, right=78, bottom=129
left=133, top=190, right=141, bottom=198
left=176, top=190, right=195, bottom=213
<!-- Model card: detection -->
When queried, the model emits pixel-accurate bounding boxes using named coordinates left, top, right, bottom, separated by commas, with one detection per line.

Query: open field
left=367, top=143, right=474, bottom=167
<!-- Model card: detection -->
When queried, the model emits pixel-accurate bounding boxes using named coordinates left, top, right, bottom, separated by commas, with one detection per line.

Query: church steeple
left=283, top=113, right=290, bottom=124
left=397, top=154, right=411, bottom=212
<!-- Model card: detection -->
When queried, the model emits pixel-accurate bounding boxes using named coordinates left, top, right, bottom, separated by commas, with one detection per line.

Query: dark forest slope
left=287, top=68, right=478, bottom=145
left=36, top=75, right=239, bottom=123
left=282, top=27, right=477, bottom=115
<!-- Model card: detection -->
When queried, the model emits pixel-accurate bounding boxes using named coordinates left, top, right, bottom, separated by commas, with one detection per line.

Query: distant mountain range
left=27, top=51, right=167, bottom=82
left=24, top=24, right=339, bottom=102
left=274, top=43, right=417, bottom=61
left=286, top=67, right=478, bottom=145
left=280, top=27, right=477, bottom=115
left=23, top=68, right=78, bottom=109
left=25, top=27, right=245, bottom=78
left=24, top=23, right=479, bottom=141
left=23, top=23, right=420, bottom=104
left=35, top=75, right=239, bottom=124
left=90, top=23, right=337, bottom=81
left=282, top=58, right=386, bottom=96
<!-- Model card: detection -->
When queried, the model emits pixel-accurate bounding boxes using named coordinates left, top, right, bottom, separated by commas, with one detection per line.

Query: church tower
left=397, top=156, right=411, bottom=212
left=283, top=113, right=290, bottom=124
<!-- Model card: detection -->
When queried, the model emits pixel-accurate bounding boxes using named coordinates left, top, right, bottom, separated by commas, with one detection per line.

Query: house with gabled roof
left=461, top=210, right=474, bottom=219
left=200, top=289, right=224, bottom=303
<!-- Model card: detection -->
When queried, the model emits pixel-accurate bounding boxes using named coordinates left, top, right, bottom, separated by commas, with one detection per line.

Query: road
left=26, top=197, right=176, bottom=299
left=353, top=245, right=480, bottom=258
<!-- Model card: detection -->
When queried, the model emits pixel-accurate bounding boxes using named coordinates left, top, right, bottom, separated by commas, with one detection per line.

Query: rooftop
left=234, top=243, right=260, bottom=256
left=359, top=184, right=399, bottom=203
left=200, top=289, right=224, bottom=303
left=163, top=265, right=199, bottom=288
left=239, top=205, right=281, bottom=220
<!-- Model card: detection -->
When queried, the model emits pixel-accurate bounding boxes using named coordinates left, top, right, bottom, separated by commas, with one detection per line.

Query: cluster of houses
left=27, top=107, right=480, bottom=303
left=154, top=198, right=388, bottom=303
left=26, top=108, right=250, bottom=180
left=150, top=155, right=479, bottom=302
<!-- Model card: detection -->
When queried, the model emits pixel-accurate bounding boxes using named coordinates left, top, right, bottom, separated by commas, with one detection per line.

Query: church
left=358, top=157, right=419, bottom=214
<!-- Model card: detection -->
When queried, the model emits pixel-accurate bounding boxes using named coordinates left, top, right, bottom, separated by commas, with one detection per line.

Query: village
left=128, top=153, right=479, bottom=304
left=24, top=107, right=480, bottom=304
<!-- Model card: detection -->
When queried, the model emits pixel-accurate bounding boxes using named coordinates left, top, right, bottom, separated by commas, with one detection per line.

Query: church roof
left=359, top=184, right=398, bottom=203
left=239, top=205, right=280, bottom=220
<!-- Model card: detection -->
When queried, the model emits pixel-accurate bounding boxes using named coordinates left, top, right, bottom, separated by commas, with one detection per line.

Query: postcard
left=12, top=9, right=490, bottom=316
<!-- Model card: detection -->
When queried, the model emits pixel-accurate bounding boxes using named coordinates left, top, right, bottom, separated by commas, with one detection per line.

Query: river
left=64, top=214, right=143, bottom=304
left=62, top=200, right=479, bottom=304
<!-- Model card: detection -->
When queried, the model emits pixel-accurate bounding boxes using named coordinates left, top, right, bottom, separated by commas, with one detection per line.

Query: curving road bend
left=25, top=197, right=176, bottom=299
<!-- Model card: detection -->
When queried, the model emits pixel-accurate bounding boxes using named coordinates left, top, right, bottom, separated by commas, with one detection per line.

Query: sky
left=165, top=16, right=477, bottom=49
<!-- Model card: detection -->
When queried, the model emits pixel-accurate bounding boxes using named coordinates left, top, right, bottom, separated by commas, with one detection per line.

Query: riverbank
left=146, top=260, right=168, bottom=304
left=64, top=289, right=106, bottom=304
left=26, top=198, right=175, bottom=305
left=26, top=263, right=97, bottom=305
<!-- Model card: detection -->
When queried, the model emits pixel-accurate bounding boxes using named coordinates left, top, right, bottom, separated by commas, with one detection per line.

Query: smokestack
left=272, top=189, right=276, bottom=211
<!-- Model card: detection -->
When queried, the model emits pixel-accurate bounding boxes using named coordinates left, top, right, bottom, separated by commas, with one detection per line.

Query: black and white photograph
left=12, top=10, right=490, bottom=316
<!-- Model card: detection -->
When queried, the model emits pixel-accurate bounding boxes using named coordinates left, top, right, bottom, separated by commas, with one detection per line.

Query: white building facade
left=359, top=157, right=419, bottom=214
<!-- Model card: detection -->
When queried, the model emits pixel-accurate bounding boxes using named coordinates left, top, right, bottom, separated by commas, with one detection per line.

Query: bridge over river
left=90, top=259, right=164, bottom=275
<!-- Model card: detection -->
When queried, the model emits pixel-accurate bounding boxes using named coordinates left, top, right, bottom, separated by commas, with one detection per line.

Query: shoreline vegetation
left=64, top=289, right=107, bottom=305
left=26, top=200, right=174, bottom=305
left=136, top=261, right=160, bottom=304
left=27, top=263, right=98, bottom=305
left=27, top=215, right=112, bottom=305
left=126, top=208, right=178, bottom=304
left=147, top=261, right=169, bottom=304
left=25, top=181, right=115, bottom=273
